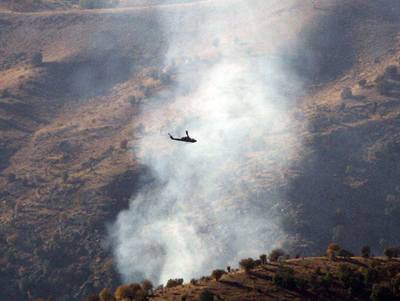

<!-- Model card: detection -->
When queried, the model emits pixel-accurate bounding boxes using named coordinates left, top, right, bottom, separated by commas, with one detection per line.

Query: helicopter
left=168, top=130, right=197, bottom=143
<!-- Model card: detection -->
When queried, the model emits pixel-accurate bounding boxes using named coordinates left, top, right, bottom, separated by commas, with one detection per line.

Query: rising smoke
left=110, top=0, right=305, bottom=285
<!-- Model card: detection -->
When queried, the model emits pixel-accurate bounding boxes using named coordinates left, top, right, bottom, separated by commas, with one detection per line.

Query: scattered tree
left=259, top=254, right=267, bottom=265
left=341, top=87, right=353, bottom=99
left=135, top=289, right=148, bottom=301
left=358, top=79, right=367, bottom=87
left=269, top=249, right=285, bottom=262
left=141, top=279, right=153, bottom=293
left=375, top=75, right=399, bottom=96
left=326, top=243, right=340, bottom=260
left=114, top=283, right=141, bottom=301
left=337, top=248, right=354, bottom=258
left=211, top=269, right=226, bottom=281
left=384, top=247, right=398, bottom=260
left=273, top=266, right=297, bottom=290
left=239, top=258, right=255, bottom=273
left=166, top=278, right=184, bottom=288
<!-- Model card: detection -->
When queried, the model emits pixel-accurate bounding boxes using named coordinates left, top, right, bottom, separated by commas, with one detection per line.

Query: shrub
left=384, top=65, right=398, bottom=79
left=320, top=272, right=334, bottom=289
left=337, top=264, right=365, bottom=294
left=239, top=258, right=255, bottom=272
left=358, top=79, right=367, bottom=87
left=341, top=87, right=353, bottom=99
left=375, top=75, right=396, bottom=95
left=295, top=277, right=309, bottom=291
left=361, top=246, right=371, bottom=258
left=31, top=52, right=43, bottom=67
left=273, top=266, right=296, bottom=290
left=190, top=278, right=197, bottom=285
left=166, top=278, right=183, bottom=288
left=211, top=269, right=226, bottom=281
left=199, top=289, right=214, bottom=301
left=337, top=248, right=354, bottom=258
left=383, top=247, right=399, bottom=259
left=99, top=288, right=112, bottom=301
left=129, top=283, right=143, bottom=294
left=326, top=243, right=340, bottom=260
left=363, top=267, right=380, bottom=286
left=269, top=249, right=285, bottom=262
left=114, top=283, right=141, bottom=301
left=135, top=289, right=147, bottom=301
left=141, top=279, right=153, bottom=293
left=370, top=284, right=393, bottom=301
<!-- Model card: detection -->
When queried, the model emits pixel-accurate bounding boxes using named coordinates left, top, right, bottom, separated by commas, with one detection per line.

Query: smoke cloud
left=109, top=0, right=305, bottom=285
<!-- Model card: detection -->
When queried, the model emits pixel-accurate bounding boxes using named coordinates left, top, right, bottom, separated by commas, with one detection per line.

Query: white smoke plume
left=110, top=0, right=304, bottom=285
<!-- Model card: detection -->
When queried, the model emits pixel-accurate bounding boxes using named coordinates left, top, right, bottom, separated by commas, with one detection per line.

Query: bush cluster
left=375, top=65, right=400, bottom=95
left=239, top=258, right=255, bottom=272
left=273, top=266, right=298, bottom=290
left=340, top=87, right=353, bottom=99
left=384, top=247, right=400, bottom=259
left=211, top=269, right=226, bottom=281
left=269, top=248, right=285, bottom=262
left=165, top=278, right=184, bottom=288
left=85, top=280, right=153, bottom=301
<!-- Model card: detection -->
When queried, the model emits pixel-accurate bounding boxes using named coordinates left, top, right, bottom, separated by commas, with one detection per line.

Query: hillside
left=149, top=256, right=400, bottom=301
left=1, top=1, right=400, bottom=300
